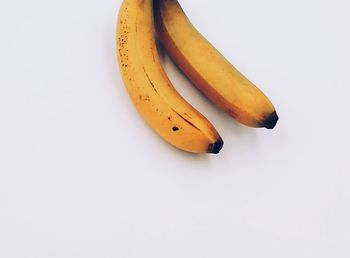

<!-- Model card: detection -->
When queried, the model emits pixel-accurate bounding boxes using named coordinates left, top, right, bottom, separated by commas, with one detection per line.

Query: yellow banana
left=154, top=0, right=279, bottom=129
left=117, top=0, right=223, bottom=153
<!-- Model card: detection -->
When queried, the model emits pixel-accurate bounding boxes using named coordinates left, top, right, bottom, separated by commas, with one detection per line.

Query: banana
left=117, top=0, right=223, bottom=153
left=154, top=0, right=279, bottom=129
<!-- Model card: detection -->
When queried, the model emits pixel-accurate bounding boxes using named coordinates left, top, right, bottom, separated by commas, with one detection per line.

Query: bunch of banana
left=116, top=0, right=278, bottom=154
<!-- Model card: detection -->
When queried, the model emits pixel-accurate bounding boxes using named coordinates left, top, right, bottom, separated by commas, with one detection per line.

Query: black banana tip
left=208, top=138, right=224, bottom=154
left=261, top=111, right=279, bottom=129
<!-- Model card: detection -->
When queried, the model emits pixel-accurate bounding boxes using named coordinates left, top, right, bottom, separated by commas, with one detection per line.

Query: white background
left=0, top=0, right=349, bottom=257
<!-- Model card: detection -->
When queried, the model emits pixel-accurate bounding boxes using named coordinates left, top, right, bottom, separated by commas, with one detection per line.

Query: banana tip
left=262, top=111, right=279, bottom=129
left=208, top=138, right=224, bottom=154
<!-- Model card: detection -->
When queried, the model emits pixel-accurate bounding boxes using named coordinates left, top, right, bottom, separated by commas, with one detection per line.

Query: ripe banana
left=154, top=0, right=279, bottom=129
left=117, top=0, right=223, bottom=153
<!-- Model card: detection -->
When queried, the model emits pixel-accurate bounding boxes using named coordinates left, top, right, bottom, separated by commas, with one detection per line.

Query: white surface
left=0, top=0, right=349, bottom=257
